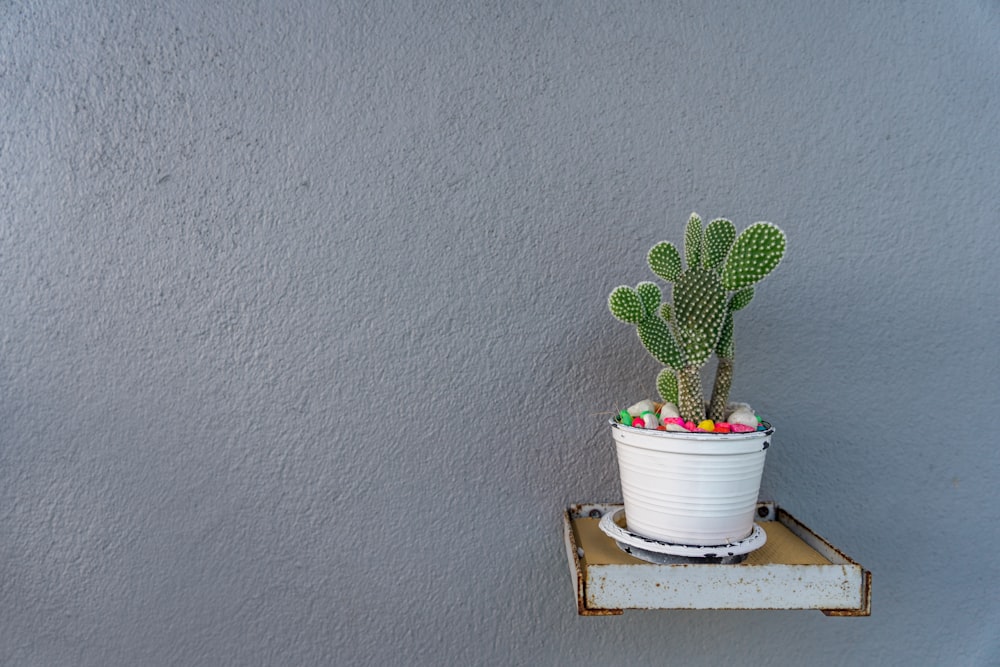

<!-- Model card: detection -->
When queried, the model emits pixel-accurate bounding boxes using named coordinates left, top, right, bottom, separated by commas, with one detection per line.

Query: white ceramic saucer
left=598, top=507, right=766, bottom=564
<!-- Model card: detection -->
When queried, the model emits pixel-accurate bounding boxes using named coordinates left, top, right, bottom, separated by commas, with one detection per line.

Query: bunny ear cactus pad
left=608, top=284, right=684, bottom=369
left=635, top=282, right=683, bottom=367
left=721, top=222, right=786, bottom=290
left=608, top=285, right=644, bottom=324
left=703, top=218, right=737, bottom=270
left=672, top=267, right=726, bottom=366
left=648, top=242, right=682, bottom=282
left=656, top=368, right=679, bottom=405
left=684, top=213, right=704, bottom=269
left=637, top=312, right=684, bottom=369
left=728, top=286, right=755, bottom=313
left=636, top=281, right=661, bottom=316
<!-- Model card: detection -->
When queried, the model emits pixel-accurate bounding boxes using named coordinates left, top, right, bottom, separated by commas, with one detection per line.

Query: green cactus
left=608, top=213, right=786, bottom=424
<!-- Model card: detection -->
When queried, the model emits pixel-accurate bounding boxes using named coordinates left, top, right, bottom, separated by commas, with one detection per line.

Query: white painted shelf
left=564, top=502, right=871, bottom=616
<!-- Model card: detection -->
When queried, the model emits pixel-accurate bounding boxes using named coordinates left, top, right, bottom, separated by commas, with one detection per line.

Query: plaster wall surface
left=2, top=1, right=998, bottom=665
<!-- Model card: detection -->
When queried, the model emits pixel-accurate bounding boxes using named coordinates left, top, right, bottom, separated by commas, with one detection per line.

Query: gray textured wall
left=2, top=1, right=998, bottom=665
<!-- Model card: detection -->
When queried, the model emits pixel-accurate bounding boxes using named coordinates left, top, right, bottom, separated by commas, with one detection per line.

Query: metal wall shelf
left=564, top=502, right=871, bottom=616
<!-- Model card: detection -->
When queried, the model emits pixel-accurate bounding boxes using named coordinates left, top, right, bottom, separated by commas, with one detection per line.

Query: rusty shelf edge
left=822, top=570, right=872, bottom=617
left=563, top=511, right=623, bottom=616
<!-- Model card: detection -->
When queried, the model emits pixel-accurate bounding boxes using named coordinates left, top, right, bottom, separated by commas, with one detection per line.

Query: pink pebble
left=730, top=424, right=755, bottom=433
left=683, top=421, right=696, bottom=431
left=663, top=417, right=685, bottom=426
left=632, top=417, right=645, bottom=428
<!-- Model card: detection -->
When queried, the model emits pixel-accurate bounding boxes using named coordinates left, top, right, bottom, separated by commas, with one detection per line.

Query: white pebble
left=726, top=402, right=753, bottom=416
left=658, top=402, right=680, bottom=419
left=627, top=399, right=656, bottom=417
left=665, top=422, right=689, bottom=432
left=728, top=408, right=758, bottom=427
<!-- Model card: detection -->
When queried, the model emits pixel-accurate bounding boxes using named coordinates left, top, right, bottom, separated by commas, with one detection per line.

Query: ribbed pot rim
left=610, top=419, right=773, bottom=455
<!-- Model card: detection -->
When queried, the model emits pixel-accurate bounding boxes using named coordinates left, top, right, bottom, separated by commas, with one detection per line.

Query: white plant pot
left=610, top=421, right=773, bottom=546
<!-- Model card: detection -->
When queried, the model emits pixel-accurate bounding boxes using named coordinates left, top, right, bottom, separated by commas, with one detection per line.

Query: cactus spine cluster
left=609, top=213, right=786, bottom=424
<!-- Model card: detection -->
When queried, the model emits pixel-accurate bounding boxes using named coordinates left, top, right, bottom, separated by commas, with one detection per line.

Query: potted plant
left=606, top=212, right=786, bottom=552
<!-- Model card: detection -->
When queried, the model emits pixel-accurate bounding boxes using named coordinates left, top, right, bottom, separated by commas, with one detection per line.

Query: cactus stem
left=709, top=358, right=733, bottom=422
left=677, top=365, right=705, bottom=423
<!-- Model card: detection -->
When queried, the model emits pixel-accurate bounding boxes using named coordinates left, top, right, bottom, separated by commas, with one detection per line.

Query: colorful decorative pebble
left=616, top=400, right=768, bottom=435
